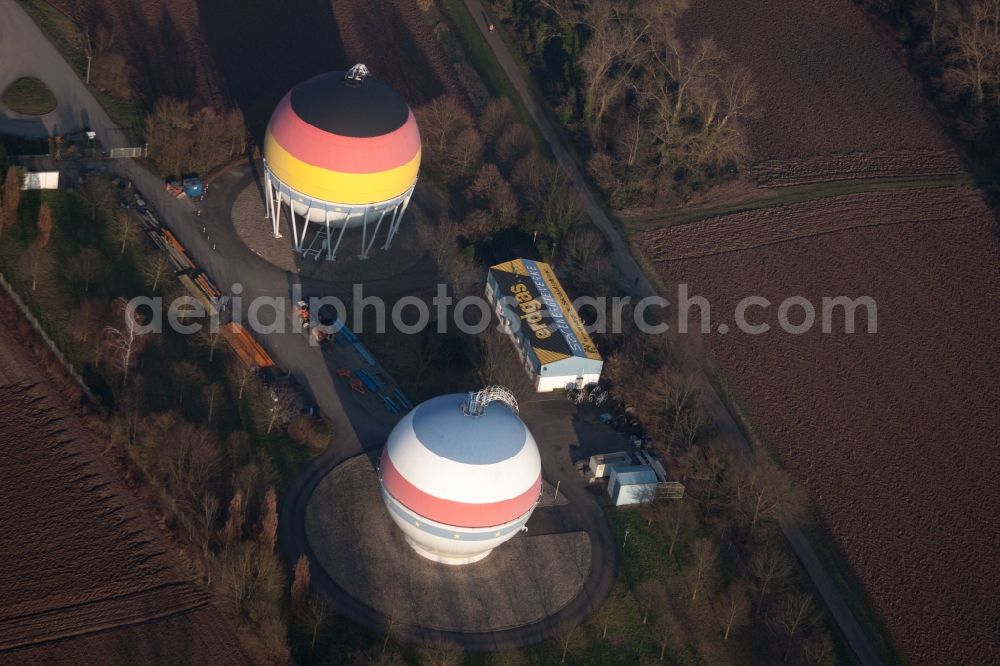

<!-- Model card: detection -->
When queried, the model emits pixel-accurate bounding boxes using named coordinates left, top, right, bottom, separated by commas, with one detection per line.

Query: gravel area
left=305, top=455, right=590, bottom=632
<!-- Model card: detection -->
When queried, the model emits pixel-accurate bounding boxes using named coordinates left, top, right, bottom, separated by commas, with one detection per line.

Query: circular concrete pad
left=306, top=455, right=590, bottom=632
left=230, top=180, right=429, bottom=282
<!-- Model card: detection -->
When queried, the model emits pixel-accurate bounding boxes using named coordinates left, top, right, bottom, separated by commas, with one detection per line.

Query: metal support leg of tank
left=363, top=209, right=389, bottom=259
left=358, top=208, right=372, bottom=260
left=382, top=192, right=412, bottom=250
left=328, top=212, right=350, bottom=261
left=381, top=204, right=402, bottom=252
left=290, top=204, right=301, bottom=253
left=268, top=180, right=283, bottom=239
left=264, top=174, right=272, bottom=221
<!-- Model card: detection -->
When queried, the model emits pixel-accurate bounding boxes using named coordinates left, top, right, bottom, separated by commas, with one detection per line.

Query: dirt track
left=640, top=188, right=1000, bottom=664
left=679, top=0, right=963, bottom=185
left=0, top=293, right=245, bottom=664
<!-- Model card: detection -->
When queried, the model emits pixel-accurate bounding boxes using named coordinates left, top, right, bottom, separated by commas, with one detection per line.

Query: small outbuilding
left=589, top=451, right=632, bottom=479
left=608, top=465, right=658, bottom=506
left=486, top=258, right=603, bottom=392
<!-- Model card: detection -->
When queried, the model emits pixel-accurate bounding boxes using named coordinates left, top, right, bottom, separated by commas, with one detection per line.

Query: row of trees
left=416, top=94, right=613, bottom=295
left=145, top=98, right=247, bottom=177
left=0, top=172, right=338, bottom=662
left=871, top=0, right=1000, bottom=168
left=598, top=324, right=832, bottom=663
left=493, top=0, right=757, bottom=208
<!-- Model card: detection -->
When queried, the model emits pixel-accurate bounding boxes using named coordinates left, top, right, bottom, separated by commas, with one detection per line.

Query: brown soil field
left=0, top=294, right=245, bottom=664
left=53, top=0, right=457, bottom=130
left=639, top=187, right=1000, bottom=663
left=679, top=0, right=964, bottom=185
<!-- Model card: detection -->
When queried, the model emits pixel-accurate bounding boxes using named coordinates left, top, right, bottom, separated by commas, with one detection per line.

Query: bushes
left=145, top=97, right=246, bottom=176
left=490, top=0, right=757, bottom=207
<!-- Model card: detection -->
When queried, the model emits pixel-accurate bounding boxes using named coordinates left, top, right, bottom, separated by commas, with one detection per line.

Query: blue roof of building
left=611, top=465, right=658, bottom=486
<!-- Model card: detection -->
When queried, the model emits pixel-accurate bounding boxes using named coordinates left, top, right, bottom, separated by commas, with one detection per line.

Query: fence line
left=109, top=146, right=144, bottom=158
left=0, top=271, right=96, bottom=404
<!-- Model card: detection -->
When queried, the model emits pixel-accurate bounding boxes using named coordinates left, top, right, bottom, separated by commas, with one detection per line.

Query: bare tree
left=720, top=581, right=750, bottom=640
left=555, top=625, right=583, bottom=664
left=772, top=592, right=817, bottom=662
left=941, top=2, right=1000, bottom=106
left=747, top=542, right=794, bottom=613
left=264, top=385, right=297, bottom=434
left=222, top=489, right=245, bottom=545
left=443, top=126, right=484, bottom=177
left=258, top=486, right=278, bottom=551
left=478, top=97, right=519, bottom=144
left=72, top=246, right=106, bottom=293
left=636, top=579, right=668, bottom=625
left=77, top=176, right=115, bottom=222
left=417, top=641, right=464, bottom=666
left=645, top=369, right=705, bottom=457
left=291, top=554, right=311, bottom=608
left=689, top=537, right=717, bottom=601
left=112, top=209, right=137, bottom=255
left=298, top=594, right=329, bottom=649
left=143, top=252, right=170, bottom=291
left=102, top=296, right=148, bottom=387
left=495, top=123, right=535, bottom=171
left=203, top=382, right=222, bottom=424
left=652, top=599, right=683, bottom=661
left=726, top=454, right=805, bottom=532
left=228, top=359, right=257, bottom=400
left=28, top=202, right=53, bottom=291
left=577, top=1, right=648, bottom=135
left=1, top=167, right=21, bottom=237
left=196, top=325, right=223, bottom=362
left=652, top=497, right=691, bottom=556
left=464, top=163, right=519, bottom=240
left=415, top=96, right=475, bottom=171
left=800, top=631, right=836, bottom=666
left=192, top=492, right=220, bottom=568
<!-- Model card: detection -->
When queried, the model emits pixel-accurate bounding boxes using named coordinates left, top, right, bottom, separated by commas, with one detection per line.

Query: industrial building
left=378, top=387, right=542, bottom=565
left=607, top=465, right=659, bottom=506
left=262, top=64, right=420, bottom=261
left=486, top=258, right=603, bottom=391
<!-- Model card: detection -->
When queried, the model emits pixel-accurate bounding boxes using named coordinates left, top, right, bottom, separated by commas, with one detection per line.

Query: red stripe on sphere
left=380, top=451, right=540, bottom=529
left=267, top=92, right=420, bottom=174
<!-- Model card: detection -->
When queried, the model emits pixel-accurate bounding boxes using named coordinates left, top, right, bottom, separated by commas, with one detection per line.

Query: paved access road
left=0, top=0, right=125, bottom=148
left=467, top=2, right=883, bottom=664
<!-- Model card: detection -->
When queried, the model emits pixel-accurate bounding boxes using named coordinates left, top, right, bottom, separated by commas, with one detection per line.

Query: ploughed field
left=0, top=295, right=244, bottom=664
left=638, top=187, right=1000, bottom=664
left=51, top=0, right=456, bottom=127
left=679, top=0, right=964, bottom=186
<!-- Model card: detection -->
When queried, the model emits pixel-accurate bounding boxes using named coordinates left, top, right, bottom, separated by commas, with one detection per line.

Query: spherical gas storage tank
left=379, top=389, right=542, bottom=565
left=262, top=65, right=421, bottom=225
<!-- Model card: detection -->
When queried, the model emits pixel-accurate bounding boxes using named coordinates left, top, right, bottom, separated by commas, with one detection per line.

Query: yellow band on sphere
left=264, top=132, right=420, bottom=205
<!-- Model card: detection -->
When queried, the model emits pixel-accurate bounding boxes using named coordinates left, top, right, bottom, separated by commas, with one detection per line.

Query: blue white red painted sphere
left=379, top=393, right=542, bottom=564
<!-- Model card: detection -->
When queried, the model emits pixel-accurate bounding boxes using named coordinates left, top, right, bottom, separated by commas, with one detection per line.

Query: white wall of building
left=20, top=171, right=59, bottom=190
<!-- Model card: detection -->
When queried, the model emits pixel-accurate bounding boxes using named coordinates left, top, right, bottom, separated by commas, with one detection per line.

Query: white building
left=608, top=465, right=659, bottom=506
left=486, top=258, right=603, bottom=392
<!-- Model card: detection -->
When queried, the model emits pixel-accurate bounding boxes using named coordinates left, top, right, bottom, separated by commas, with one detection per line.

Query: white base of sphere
left=405, top=537, right=493, bottom=565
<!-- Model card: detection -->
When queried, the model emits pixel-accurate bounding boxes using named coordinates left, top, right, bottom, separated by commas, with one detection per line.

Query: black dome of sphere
left=288, top=71, right=410, bottom=139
